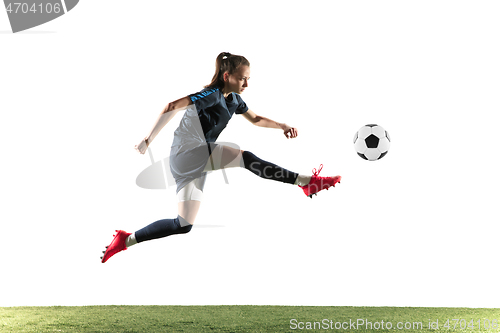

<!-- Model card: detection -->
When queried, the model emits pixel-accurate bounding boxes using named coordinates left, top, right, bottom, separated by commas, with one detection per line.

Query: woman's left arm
left=242, top=110, right=298, bottom=139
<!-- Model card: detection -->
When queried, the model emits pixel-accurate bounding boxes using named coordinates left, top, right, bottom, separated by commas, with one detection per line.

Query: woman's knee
left=220, top=147, right=244, bottom=168
left=177, top=215, right=194, bottom=230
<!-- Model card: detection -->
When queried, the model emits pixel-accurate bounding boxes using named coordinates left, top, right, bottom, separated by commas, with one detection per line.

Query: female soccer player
left=101, top=52, right=341, bottom=263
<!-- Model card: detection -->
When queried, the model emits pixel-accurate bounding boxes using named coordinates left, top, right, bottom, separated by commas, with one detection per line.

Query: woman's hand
left=283, top=125, right=298, bottom=139
left=134, top=138, right=149, bottom=154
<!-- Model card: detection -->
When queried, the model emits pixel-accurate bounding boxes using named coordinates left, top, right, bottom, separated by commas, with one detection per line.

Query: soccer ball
left=353, top=124, right=391, bottom=161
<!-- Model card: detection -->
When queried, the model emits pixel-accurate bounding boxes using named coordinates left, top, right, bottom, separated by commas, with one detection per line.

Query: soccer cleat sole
left=306, top=176, right=341, bottom=198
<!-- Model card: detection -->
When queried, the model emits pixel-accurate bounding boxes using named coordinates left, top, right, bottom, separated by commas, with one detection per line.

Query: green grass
left=0, top=306, right=499, bottom=333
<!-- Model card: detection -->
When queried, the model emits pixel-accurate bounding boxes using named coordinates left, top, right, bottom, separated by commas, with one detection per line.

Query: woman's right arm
left=161, top=96, right=193, bottom=114
left=134, top=96, right=193, bottom=154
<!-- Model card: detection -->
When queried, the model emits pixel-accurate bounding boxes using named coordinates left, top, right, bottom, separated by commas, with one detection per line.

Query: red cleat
left=299, top=164, right=341, bottom=198
left=101, top=230, right=131, bottom=263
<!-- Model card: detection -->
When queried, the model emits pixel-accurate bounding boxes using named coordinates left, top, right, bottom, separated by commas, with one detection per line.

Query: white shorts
left=177, top=176, right=205, bottom=202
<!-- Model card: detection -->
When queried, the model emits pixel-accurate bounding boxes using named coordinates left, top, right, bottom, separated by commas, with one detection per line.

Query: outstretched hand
left=134, top=138, right=149, bottom=154
left=283, top=125, right=298, bottom=139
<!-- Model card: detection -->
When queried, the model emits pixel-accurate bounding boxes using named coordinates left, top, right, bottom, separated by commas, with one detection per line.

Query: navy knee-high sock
left=242, top=151, right=298, bottom=185
left=135, top=216, right=192, bottom=243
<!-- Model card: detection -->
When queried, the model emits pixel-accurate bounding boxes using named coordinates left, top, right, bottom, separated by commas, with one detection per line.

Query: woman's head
left=206, top=52, right=250, bottom=95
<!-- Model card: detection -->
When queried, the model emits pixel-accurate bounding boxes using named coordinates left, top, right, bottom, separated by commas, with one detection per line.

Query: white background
left=1, top=1, right=499, bottom=308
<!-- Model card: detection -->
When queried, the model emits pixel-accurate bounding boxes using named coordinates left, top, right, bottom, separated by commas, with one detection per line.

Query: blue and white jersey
left=171, top=87, right=248, bottom=147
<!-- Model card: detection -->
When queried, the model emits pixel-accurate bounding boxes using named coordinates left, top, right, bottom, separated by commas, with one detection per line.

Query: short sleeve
left=189, top=88, right=220, bottom=111
left=234, top=94, right=249, bottom=114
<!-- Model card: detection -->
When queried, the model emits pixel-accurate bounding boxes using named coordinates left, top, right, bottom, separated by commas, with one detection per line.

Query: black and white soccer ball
left=353, top=124, right=391, bottom=161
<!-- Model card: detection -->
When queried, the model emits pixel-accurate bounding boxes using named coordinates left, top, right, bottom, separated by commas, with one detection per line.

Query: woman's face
left=224, top=65, right=250, bottom=95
